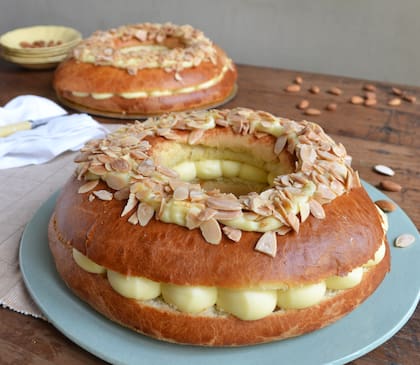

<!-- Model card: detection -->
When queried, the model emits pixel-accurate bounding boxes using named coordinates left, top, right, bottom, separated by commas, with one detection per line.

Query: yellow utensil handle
left=0, top=121, right=32, bottom=137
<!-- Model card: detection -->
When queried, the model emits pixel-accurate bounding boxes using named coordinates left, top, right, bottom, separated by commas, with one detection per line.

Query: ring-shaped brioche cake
left=53, top=23, right=237, bottom=118
left=48, top=108, right=390, bottom=346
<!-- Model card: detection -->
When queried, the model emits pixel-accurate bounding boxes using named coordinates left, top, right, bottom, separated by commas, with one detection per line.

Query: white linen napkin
left=0, top=95, right=109, bottom=169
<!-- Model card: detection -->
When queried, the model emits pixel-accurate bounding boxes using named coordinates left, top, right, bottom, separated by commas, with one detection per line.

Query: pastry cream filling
left=71, top=241, right=385, bottom=321
left=70, top=63, right=230, bottom=100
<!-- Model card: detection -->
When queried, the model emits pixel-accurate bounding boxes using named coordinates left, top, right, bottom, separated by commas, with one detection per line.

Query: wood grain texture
left=0, top=59, right=418, bottom=364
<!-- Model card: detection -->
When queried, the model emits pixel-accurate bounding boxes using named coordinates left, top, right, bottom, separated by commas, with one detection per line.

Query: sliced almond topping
left=213, top=209, right=242, bottom=220
left=274, top=135, right=288, bottom=155
left=276, top=225, right=292, bottom=236
left=110, top=158, right=130, bottom=172
left=88, top=194, right=95, bottom=202
left=173, top=185, right=190, bottom=200
left=93, top=190, right=113, bottom=201
left=188, top=128, right=205, bottom=145
left=156, top=165, right=179, bottom=178
left=128, top=211, right=139, bottom=225
left=254, top=231, right=277, bottom=257
left=309, top=199, right=326, bottom=219
left=207, top=195, right=242, bottom=211
left=121, top=193, right=138, bottom=217
left=198, top=208, right=217, bottom=221
left=78, top=180, right=99, bottom=194
left=200, top=218, right=222, bottom=244
left=137, top=202, right=155, bottom=226
left=299, top=201, right=310, bottom=222
left=394, top=233, right=415, bottom=248
left=222, top=226, right=242, bottom=242
left=286, top=212, right=300, bottom=233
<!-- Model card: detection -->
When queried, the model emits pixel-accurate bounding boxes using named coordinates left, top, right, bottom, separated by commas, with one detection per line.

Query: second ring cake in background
left=53, top=23, right=237, bottom=118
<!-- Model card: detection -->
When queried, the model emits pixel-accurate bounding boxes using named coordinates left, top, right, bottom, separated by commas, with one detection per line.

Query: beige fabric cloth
left=0, top=124, right=120, bottom=320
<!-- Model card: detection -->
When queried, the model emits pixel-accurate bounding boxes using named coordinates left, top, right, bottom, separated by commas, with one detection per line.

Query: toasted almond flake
left=213, top=209, right=242, bottom=220
left=373, top=164, right=395, bottom=176
left=88, top=164, right=108, bottom=176
left=110, top=158, right=130, bottom=172
left=299, top=144, right=316, bottom=164
left=121, top=193, right=138, bottom=216
left=207, top=196, right=242, bottom=211
left=286, top=212, right=300, bottom=232
left=173, top=185, right=190, bottom=200
left=299, top=201, right=310, bottom=222
left=394, top=233, right=415, bottom=248
left=93, top=190, right=113, bottom=201
left=276, top=226, right=292, bottom=235
left=274, top=135, right=287, bottom=155
left=156, top=165, right=179, bottom=178
left=200, top=218, right=222, bottom=244
left=78, top=180, right=99, bottom=194
left=137, top=202, right=155, bottom=226
left=188, top=128, right=205, bottom=145
left=128, top=211, right=139, bottom=225
left=254, top=231, right=277, bottom=257
left=375, top=199, right=397, bottom=212
left=88, top=194, right=95, bottom=202
left=222, top=226, right=242, bottom=242
left=198, top=208, right=217, bottom=221
left=309, top=199, right=326, bottom=219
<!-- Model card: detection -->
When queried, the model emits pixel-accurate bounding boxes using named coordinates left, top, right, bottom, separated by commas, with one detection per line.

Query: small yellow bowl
left=0, top=25, right=81, bottom=55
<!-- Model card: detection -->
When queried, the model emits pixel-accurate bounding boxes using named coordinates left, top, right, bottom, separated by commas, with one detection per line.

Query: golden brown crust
left=48, top=222, right=390, bottom=346
left=53, top=177, right=385, bottom=288
left=53, top=45, right=237, bottom=116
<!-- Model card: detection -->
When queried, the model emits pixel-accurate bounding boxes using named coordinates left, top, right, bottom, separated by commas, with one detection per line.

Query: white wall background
left=1, top=0, right=419, bottom=86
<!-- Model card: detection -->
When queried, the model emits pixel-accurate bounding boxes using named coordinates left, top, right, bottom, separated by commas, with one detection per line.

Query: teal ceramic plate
left=19, top=181, right=419, bottom=365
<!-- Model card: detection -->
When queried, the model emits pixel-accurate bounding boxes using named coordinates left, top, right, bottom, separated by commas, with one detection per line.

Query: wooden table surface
left=0, top=59, right=418, bottom=364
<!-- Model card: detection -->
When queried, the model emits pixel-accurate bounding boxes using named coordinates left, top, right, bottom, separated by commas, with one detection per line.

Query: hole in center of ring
left=155, top=143, right=295, bottom=197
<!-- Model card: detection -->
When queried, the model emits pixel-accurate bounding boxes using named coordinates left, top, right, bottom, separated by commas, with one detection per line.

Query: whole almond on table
left=363, top=84, right=376, bottom=92
left=403, top=94, right=416, bottom=103
left=364, top=98, right=377, bottom=107
left=379, top=180, right=402, bottom=192
left=325, top=103, right=337, bottom=111
left=297, top=99, right=309, bottom=109
left=309, top=85, right=320, bottom=94
left=328, top=87, right=342, bottom=96
left=350, top=96, right=364, bottom=105
left=294, top=76, right=303, bottom=85
left=304, top=108, right=321, bottom=116
left=387, top=97, right=401, bottom=106
left=392, top=87, right=403, bottom=96
left=285, top=84, right=301, bottom=92
left=375, top=199, right=397, bottom=212
left=364, top=91, right=377, bottom=100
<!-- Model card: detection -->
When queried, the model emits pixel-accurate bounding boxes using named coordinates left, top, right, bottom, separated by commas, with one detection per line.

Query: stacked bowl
left=0, top=25, right=81, bottom=69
